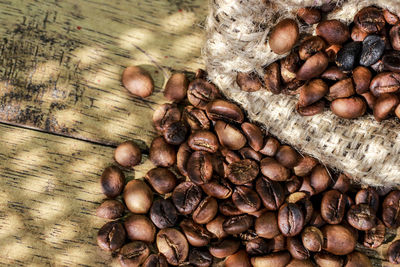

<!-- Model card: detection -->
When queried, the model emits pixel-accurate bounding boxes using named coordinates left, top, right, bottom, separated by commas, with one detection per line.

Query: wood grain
left=0, top=0, right=207, bottom=149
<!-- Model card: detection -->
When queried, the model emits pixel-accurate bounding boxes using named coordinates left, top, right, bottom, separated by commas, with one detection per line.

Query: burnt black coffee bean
left=150, top=198, right=178, bottom=229
left=226, top=159, right=259, bottom=185
left=383, top=50, right=400, bottom=73
left=336, top=42, right=362, bottom=71
left=163, top=121, right=188, bottom=145
left=189, top=248, right=213, bottom=267
left=97, top=221, right=126, bottom=251
left=246, top=238, right=272, bottom=256
left=172, top=182, right=202, bottom=215
left=255, top=176, right=285, bottom=211
left=278, top=203, right=304, bottom=237
left=223, top=214, right=254, bottom=235
left=360, top=35, right=385, bottom=66
left=232, top=186, right=261, bottom=213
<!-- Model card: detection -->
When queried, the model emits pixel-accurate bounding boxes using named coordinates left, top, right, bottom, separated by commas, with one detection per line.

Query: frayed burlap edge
left=204, top=0, right=400, bottom=187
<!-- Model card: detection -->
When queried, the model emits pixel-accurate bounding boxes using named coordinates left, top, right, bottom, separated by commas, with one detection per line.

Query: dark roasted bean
left=278, top=203, right=304, bottom=237
left=206, top=99, right=244, bottom=123
left=360, top=35, right=385, bottom=66
left=119, top=242, right=150, bottom=267
left=226, top=159, right=259, bottom=185
left=172, top=181, right=202, bottom=215
left=187, top=79, right=220, bottom=109
left=97, top=221, right=126, bottom=251
left=336, top=42, right=362, bottom=71
left=150, top=198, right=178, bottom=229
left=256, top=176, right=285, bottom=211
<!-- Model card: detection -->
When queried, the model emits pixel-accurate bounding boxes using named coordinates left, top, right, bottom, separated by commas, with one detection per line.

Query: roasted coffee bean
left=188, top=130, right=219, bottom=153
left=275, top=145, right=300, bottom=169
left=269, top=19, right=299, bottom=54
left=122, top=66, right=154, bottom=98
left=316, top=20, right=350, bottom=44
left=285, top=176, right=302, bottom=194
left=187, top=151, right=213, bottom=185
left=210, top=151, right=226, bottom=177
left=226, top=159, right=259, bottom=185
left=309, top=164, right=331, bottom=194
left=347, top=203, right=376, bottom=231
left=124, top=214, right=156, bottom=243
left=223, top=214, right=254, bottom=235
left=355, top=187, right=379, bottom=213
left=301, top=226, right=323, bottom=252
left=209, top=239, right=240, bottom=258
left=264, top=62, right=282, bottom=94
left=220, top=147, right=241, bottom=164
left=256, top=176, right=285, bottom=211
left=150, top=137, right=176, bottom=167
left=157, top=228, right=189, bottom=266
left=373, top=93, right=399, bottom=121
left=124, top=179, right=153, bottom=214
left=163, top=121, right=187, bottom=145
left=321, top=66, right=346, bottom=81
left=172, top=181, right=202, bottom=215
left=383, top=190, right=400, bottom=228
left=239, top=147, right=263, bottom=161
left=297, top=8, right=321, bottom=25
left=192, top=196, right=218, bottom=224
left=282, top=79, right=305, bottom=95
left=100, top=166, right=125, bottom=198
left=206, top=215, right=228, bottom=239
left=119, top=242, right=150, bottom=267
left=286, top=259, right=314, bottom=267
left=353, top=66, right=372, bottom=94
left=260, top=157, right=290, bottom=182
left=351, top=25, right=369, bottom=42
left=286, top=192, right=314, bottom=224
left=237, top=71, right=263, bottom=92
left=246, top=238, right=272, bottom=255
left=322, top=224, right=356, bottom=255
left=214, top=121, right=247, bottom=150
left=255, top=211, right=280, bottom=239
left=330, top=96, right=366, bottom=119
left=206, top=99, right=244, bottom=123
left=371, top=59, right=385, bottom=72
left=278, top=203, right=304, bottom=237
left=180, top=219, right=214, bottom=247
left=336, top=42, right=362, bottom=71
left=260, top=137, right=280, bottom=156
left=251, top=251, right=291, bottom=267
left=370, top=72, right=400, bottom=96
left=294, top=156, right=317, bottom=177
left=297, top=99, right=325, bottom=116
left=280, top=52, right=300, bottom=83
left=96, top=200, right=125, bottom=219
left=361, top=92, right=377, bottom=109
left=241, top=123, right=264, bottom=151
left=384, top=9, right=400, bottom=25
left=287, top=236, right=310, bottom=260
left=363, top=219, right=385, bottom=248
left=164, top=73, right=188, bottom=102
left=325, top=44, right=342, bottom=61
left=145, top=168, right=177, bottom=194
left=390, top=24, right=400, bottom=51
left=143, top=254, right=168, bottom=267
left=97, top=221, right=126, bottom=251
left=189, top=248, right=213, bottom=267
left=383, top=50, right=400, bottom=73
left=388, top=240, right=400, bottom=264
left=327, top=78, right=355, bottom=101
left=226, top=250, right=251, bottom=267
left=309, top=210, right=326, bottom=228
left=153, top=103, right=181, bottom=133
left=298, top=176, right=315, bottom=196
left=187, top=79, right=220, bottom=110
left=183, top=106, right=210, bottom=131
left=345, top=251, right=372, bottom=267
left=177, top=142, right=192, bottom=177
left=314, top=252, right=343, bottom=267
left=201, top=179, right=232, bottom=199
left=297, top=52, right=329, bottom=80
left=219, top=199, right=244, bottom=216
left=360, top=35, right=385, bottom=66
left=332, top=173, right=351, bottom=193
left=298, top=79, right=328, bottom=107
left=232, top=186, right=261, bottom=213
left=299, top=36, right=326, bottom=60
left=354, top=7, right=386, bottom=34
left=320, top=190, right=346, bottom=224
left=150, top=198, right=178, bottom=229
left=115, top=141, right=142, bottom=168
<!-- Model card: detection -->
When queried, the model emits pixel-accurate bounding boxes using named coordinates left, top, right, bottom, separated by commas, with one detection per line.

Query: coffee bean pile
left=237, top=6, right=400, bottom=122
left=96, top=67, right=400, bottom=266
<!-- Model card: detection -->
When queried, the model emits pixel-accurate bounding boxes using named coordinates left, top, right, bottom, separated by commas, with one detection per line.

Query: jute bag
left=204, top=0, right=400, bottom=187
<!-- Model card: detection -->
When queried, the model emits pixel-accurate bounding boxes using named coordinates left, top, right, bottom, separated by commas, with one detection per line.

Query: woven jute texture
left=204, top=0, right=400, bottom=187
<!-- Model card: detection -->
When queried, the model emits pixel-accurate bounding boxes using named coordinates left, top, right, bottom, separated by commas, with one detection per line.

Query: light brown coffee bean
left=119, top=241, right=150, bottom=267
left=157, top=228, right=189, bottom=266
left=293, top=156, right=318, bottom=177
left=330, top=97, right=366, bottom=119
left=187, top=151, right=213, bottom=185
left=327, top=78, right=355, bottom=101
left=237, top=72, right=263, bottom=92
left=214, top=121, right=247, bottom=150
left=209, top=239, right=240, bottom=258
left=123, top=179, right=153, bottom=214
left=320, top=190, right=346, bottom=224
left=192, top=196, right=218, bottom=224
left=260, top=157, right=290, bottom=182
left=373, top=93, right=399, bottom=122
left=322, top=225, right=356, bottom=255
left=353, top=66, right=372, bottom=94
left=227, top=159, right=259, bottom=185
left=297, top=8, right=321, bottom=25
left=299, top=36, right=326, bottom=60
left=124, top=214, right=156, bottom=243
left=361, top=92, right=377, bottom=109
left=177, top=142, right=192, bottom=177
left=302, top=226, right=323, bottom=252
left=232, top=186, right=261, bottom=213
left=347, top=204, right=376, bottom=231
left=241, top=122, right=264, bottom=151
left=122, top=66, right=154, bottom=98
left=251, top=252, right=291, bottom=267
left=316, top=20, right=350, bottom=44
left=310, top=165, right=331, bottom=194
left=180, top=219, right=214, bottom=247
left=145, top=167, right=177, bottom=194
left=332, top=173, right=351, bottom=193
left=286, top=259, right=314, bottom=267
left=260, top=137, right=280, bottom=156
left=255, top=211, right=280, bottom=239
left=225, top=250, right=251, bottom=267
left=384, top=9, right=400, bottom=25
left=396, top=103, right=400, bottom=119
left=114, top=141, right=142, bottom=168
left=287, top=236, right=310, bottom=260
left=275, top=145, right=300, bottom=169
left=239, top=147, right=263, bottom=161
left=370, top=72, right=400, bottom=96
left=264, top=62, right=282, bottom=94
left=269, top=19, right=299, bottom=55
left=164, top=73, right=188, bottom=102
left=298, top=79, right=328, bottom=107
left=206, top=215, right=228, bottom=239
left=296, top=52, right=329, bottom=80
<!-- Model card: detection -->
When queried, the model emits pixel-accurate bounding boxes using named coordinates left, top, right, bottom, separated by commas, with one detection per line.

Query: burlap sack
left=204, top=0, right=400, bottom=187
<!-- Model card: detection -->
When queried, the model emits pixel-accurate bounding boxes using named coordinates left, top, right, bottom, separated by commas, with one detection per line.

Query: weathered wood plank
left=0, top=0, right=207, bottom=148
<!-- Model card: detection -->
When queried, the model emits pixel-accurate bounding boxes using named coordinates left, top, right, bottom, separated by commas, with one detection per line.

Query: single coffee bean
left=157, top=228, right=189, bottom=266
left=219, top=199, right=244, bottom=216
left=122, top=66, right=154, bottom=98
left=150, top=198, right=178, bottom=229
left=246, top=238, right=272, bottom=255
left=260, top=137, right=280, bottom=156
left=96, top=200, right=125, bottom=219
left=225, top=250, right=251, bottom=267
left=187, top=79, right=220, bottom=110
left=209, top=239, right=240, bottom=258
left=97, top=221, right=126, bottom=251
left=214, top=121, right=247, bottom=150
left=124, top=179, right=153, bottom=214
left=390, top=25, right=400, bottom=51
left=206, top=215, right=228, bottom=239
left=383, top=190, right=400, bottom=228
left=145, top=168, right=177, bottom=194
left=153, top=103, right=181, bottom=133
left=264, top=62, right=282, bottom=94
left=280, top=52, right=300, bottom=83
left=296, top=52, right=329, bottom=80
left=287, top=236, right=310, bottom=260
left=353, top=66, right=372, bottom=94
left=114, top=141, right=142, bottom=168
left=294, top=156, right=317, bottom=177
left=269, top=19, right=299, bottom=55
left=320, top=190, right=346, bottom=224
left=189, top=248, right=213, bottom=267
left=223, top=214, right=254, bottom=235
left=388, top=239, right=400, bottom=264
left=336, top=42, right=362, bottom=71
left=351, top=24, right=369, bottom=42
left=298, top=79, right=328, bottom=107
left=172, top=181, right=202, bottom=215
left=232, top=186, right=261, bottom=213
left=251, top=251, right=291, bottom=267
left=206, top=99, right=244, bottom=123
left=299, top=36, right=326, bottom=60
left=163, top=121, right=187, bottom=145
left=239, top=147, right=263, bottom=161
left=100, top=166, right=125, bottom=198
left=363, top=219, right=385, bottom=249
left=188, top=130, right=219, bottom=153
left=124, top=214, right=156, bottom=243
left=321, top=66, right=347, bottom=81
left=164, top=73, right=188, bottom=102
left=278, top=203, right=304, bottom=237
left=226, top=159, right=259, bottom=185
left=192, top=196, right=218, bottom=224
left=201, top=179, right=232, bottom=199
left=347, top=203, right=376, bottom=231
left=345, top=251, right=372, bottom=267
left=143, top=254, right=168, bottom=267
left=330, top=96, right=366, bottom=119
left=301, top=226, right=323, bottom=252
left=297, top=8, right=321, bottom=25
left=383, top=50, right=400, bottom=73
left=325, top=44, right=342, bottom=62
left=183, top=106, right=210, bottom=131
left=370, top=72, right=400, bottom=96
left=180, top=219, right=214, bottom=247
left=310, top=164, right=331, bottom=194
left=354, top=7, right=386, bottom=34
left=332, top=173, right=351, bottom=193
left=241, top=123, right=264, bottom=151
left=309, top=210, right=326, bottom=228
left=260, top=157, right=290, bottom=182
left=316, top=20, right=350, bottom=44
left=237, top=71, right=263, bottom=92
left=286, top=259, right=314, bottom=267
left=187, top=151, right=213, bottom=185
left=355, top=187, right=379, bottom=213
left=384, top=9, right=400, bottom=25
left=286, top=192, right=314, bottom=224
left=314, top=252, right=343, bottom=267
left=361, top=92, right=377, bottom=109
left=119, top=242, right=150, bottom=267
left=255, top=211, right=280, bottom=239
left=275, top=145, right=300, bottom=169
left=149, top=136, right=176, bottom=167
left=360, top=35, right=385, bottom=66
left=327, top=78, right=355, bottom=101
left=374, top=93, right=400, bottom=121
left=322, top=224, right=356, bottom=255
left=256, top=176, right=285, bottom=211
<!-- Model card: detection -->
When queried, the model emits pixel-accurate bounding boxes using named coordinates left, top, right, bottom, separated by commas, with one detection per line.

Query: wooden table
left=0, top=1, right=397, bottom=266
